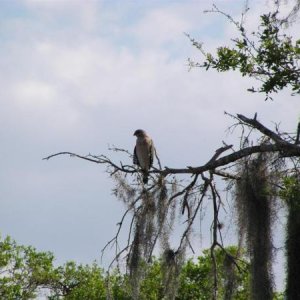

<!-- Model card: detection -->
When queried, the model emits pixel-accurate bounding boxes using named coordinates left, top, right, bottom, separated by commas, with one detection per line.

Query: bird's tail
left=142, top=171, right=149, bottom=184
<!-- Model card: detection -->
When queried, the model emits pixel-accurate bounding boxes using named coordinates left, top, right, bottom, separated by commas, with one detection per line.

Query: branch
left=43, top=115, right=300, bottom=179
left=43, top=151, right=136, bottom=174
left=44, top=140, right=300, bottom=179
left=163, top=143, right=300, bottom=175
left=237, top=114, right=289, bottom=145
left=43, top=152, right=100, bottom=163
left=209, top=174, right=221, bottom=300
left=101, top=183, right=157, bottom=269
left=212, top=169, right=240, bottom=180
left=177, top=174, right=211, bottom=252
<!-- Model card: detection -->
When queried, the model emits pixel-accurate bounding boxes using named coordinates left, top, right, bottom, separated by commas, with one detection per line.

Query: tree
left=187, top=5, right=300, bottom=100
left=0, top=234, right=256, bottom=299
left=44, top=116, right=300, bottom=300
left=177, top=246, right=250, bottom=300
left=276, top=0, right=300, bottom=25
left=0, top=234, right=56, bottom=299
left=279, top=176, right=300, bottom=299
left=43, top=3, right=300, bottom=299
left=48, top=261, right=106, bottom=300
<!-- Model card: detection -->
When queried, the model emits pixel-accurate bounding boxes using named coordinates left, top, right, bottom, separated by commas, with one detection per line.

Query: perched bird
left=133, top=129, right=154, bottom=184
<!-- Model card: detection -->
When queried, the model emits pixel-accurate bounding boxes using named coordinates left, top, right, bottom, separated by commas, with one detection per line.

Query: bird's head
left=133, top=129, right=147, bottom=138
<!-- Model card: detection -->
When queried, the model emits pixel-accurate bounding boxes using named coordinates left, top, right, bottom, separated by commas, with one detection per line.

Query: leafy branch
left=187, top=5, right=300, bottom=99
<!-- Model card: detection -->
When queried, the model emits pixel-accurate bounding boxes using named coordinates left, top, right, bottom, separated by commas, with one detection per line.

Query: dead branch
left=209, top=174, right=220, bottom=300
left=237, top=114, right=289, bottom=145
left=176, top=174, right=211, bottom=253
left=164, top=143, right=299, bottom=175
left=101, top=184, right=156, bottom=268
left=43, top=115, right=300, bottom=179
left=43, top=151, right=136, bottom=174
left=43, top=142, right=300, bottom=177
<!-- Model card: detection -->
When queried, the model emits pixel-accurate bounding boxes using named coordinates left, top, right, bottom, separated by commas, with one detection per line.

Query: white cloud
left=0, top=1, right=298, bottom=291
left=36, top=41, right=99, bottom=83
left=132, top=9, right=190, bottom=46
left=14, top=80, right=57, bottom=107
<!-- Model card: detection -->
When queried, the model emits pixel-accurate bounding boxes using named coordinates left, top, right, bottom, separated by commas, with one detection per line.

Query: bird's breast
left=136, top=139, right=151, bottom=171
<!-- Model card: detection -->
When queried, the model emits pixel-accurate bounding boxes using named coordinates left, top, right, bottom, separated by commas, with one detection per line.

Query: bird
left=133, top=129, right=154, bottom=184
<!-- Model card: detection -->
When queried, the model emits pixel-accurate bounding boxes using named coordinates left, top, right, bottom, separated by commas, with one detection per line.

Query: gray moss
left=235, top=154, right=275, bottom=300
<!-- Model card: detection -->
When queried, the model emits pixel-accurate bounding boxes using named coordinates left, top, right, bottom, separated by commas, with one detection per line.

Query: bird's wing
left=149, top=140, right=155, bottom=168
left=133, top=146, right=140, bottom=165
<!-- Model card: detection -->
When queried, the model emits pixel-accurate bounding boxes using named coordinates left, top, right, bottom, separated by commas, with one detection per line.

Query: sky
left=0, top=0, right=299, bottom=292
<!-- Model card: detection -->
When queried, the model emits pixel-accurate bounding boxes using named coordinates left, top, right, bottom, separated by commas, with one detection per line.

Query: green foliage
left=0, top=234, right=284, bottom=299
left=196, top=11, right=300, bottom=99
left=177, top=247, right=250, bottom=300
left=50, top=262, right=107, bottom=300
left=106, top=270, right=132, bottom=300
left=280, top=176, right=300, bottom=210
left=140, top=260, right=163, bottom=299
left=0, top=235, right=56, bottom=299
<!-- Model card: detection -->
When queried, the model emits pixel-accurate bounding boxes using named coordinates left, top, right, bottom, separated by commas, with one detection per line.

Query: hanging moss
left=235, top=154, right=275, bottom=300
left=127, top=177, right=180, bottom=300
left=128, top=191, right=156, bottom=299
left=280, top=176, right=300, bottom=299
left=161, top=248, right=185, bottom=300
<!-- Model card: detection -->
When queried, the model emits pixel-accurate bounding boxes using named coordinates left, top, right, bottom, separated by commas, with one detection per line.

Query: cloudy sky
left=0, top=0, right=299, bottom=291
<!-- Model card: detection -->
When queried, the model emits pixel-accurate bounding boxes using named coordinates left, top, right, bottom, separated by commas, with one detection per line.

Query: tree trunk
left=285, top=176, right=300, bottom=300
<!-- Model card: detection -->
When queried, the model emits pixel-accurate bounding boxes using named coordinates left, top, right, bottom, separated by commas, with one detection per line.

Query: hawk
left=133, top=129, right=154, bottom=184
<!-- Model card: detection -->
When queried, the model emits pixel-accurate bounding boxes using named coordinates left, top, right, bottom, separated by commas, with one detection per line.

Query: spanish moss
left=235, top=154, right=275, bottom=300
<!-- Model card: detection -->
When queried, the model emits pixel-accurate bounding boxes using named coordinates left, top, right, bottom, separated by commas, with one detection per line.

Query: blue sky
left=0, top=0, right=299, bottom=292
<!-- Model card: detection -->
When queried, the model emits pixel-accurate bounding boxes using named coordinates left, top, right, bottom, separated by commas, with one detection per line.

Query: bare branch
left=177, top=174, right=211, bottom=252
left=43, top=151, right=136, bottom=174
left=213, top=169, right=240, bottom=180
left=163, top=143, right=300, bottom=175
left=44, top=115, right=300, bottom=179
left=237, top=114, right=289, bottom=145
left=43, top=152, right=100, bottom=163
